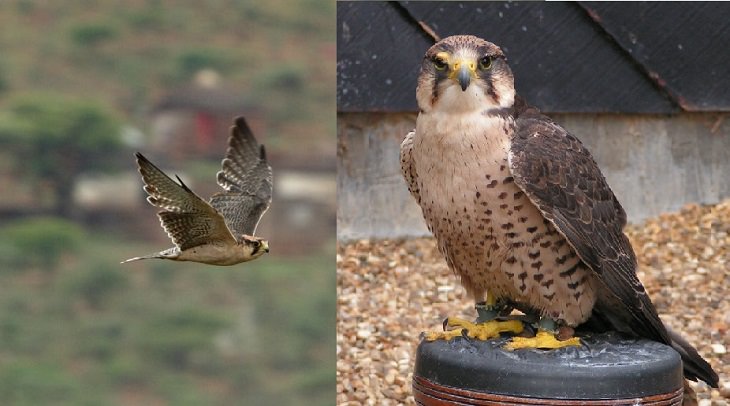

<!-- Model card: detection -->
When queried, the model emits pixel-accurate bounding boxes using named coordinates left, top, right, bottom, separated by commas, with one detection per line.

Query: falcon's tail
left=581, top=308, right=719, bottom=388
left=667, top=326, right=719, bottom=388
left=120, top=247, right=180, bottom=264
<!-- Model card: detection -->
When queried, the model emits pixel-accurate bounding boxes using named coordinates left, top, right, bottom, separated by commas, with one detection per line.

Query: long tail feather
left=583, top=308, right=718, bottom=387
left=120, top=253, right=163, bottom=263
left=667, top=326, right=719, bottom=387
left=120, top=247, right=179, bottom=264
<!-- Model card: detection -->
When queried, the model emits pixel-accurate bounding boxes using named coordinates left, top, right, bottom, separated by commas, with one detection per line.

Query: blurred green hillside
left=0, top=218, right=333, bottom=405
left=0, top=0, right=335, bottom=404
left=0, top=0, right=335, bottom=153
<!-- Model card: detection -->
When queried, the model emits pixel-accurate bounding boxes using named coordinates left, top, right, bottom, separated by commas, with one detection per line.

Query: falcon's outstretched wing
left=136, top=153, right=235, bottom=250
left=507, top=110, right=669, bottom=344
left=210, top=117, right=273, bottom=238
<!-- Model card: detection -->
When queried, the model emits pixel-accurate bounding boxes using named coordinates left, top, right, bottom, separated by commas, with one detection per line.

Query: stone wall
left=337, top=112, right=730, bottom=241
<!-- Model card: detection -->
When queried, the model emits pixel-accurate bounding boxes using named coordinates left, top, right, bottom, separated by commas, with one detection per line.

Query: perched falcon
left=122, top=117, right=272, bottom=266
left=400, top=35, right=718, bottom=387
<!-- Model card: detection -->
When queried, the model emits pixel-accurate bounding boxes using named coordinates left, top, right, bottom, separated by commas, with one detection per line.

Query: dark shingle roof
left=337, top=2, right=730, bottom=113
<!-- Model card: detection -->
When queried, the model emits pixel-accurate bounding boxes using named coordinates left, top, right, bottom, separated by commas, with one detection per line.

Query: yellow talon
left=424, top=317, right=524, bottom=341
left=505, top=330, right=581, bottom=350
left=424, top=328, right=467, bottom=341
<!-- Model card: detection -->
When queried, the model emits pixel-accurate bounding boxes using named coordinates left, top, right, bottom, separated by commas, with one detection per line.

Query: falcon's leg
left=475, top=297, right=504, bottom=323
left=424, top=292, right=524, bottom=341
left=504, top=317, right=581, bottom=350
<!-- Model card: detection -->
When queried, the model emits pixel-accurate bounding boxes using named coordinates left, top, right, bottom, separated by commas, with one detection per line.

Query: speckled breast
left=412, top=113, right=597, bottom=325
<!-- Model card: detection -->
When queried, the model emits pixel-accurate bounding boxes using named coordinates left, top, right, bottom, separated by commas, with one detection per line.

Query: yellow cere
left=455, top=58, right=477, bottom=73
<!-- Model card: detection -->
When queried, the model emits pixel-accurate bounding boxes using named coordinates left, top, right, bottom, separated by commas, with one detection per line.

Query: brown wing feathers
left=509, top=113, right=670, bottom=344
left=210, top=117, right=273, bottom=237
left=509, top=110, right=718, bottom=386
left=136, top=152, right=203, bottom=213
left=135, top=152, right=232, bottom=250
left=216, top=118, right=267, bottom=193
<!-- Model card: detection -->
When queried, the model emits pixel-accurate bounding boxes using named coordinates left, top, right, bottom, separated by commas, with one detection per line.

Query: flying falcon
left=122, top=116, right=272, bottom=266
left=400, top=35, right=718, bottom=387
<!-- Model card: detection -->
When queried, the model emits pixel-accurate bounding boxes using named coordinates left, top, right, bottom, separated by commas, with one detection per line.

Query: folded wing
left=508, top=111, right=668, bottom=344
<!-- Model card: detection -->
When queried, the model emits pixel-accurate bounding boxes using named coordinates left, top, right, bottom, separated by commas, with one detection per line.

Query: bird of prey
left=122, top=117, right=272, bottom=266
left=400, top=35, right=718, bottom=387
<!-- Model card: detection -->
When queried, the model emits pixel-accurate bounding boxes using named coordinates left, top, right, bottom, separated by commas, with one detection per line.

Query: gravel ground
left=337, top=200, right=730, bottom=405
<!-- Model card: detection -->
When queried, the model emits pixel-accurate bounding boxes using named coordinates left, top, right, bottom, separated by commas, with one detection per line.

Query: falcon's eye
left=479, top=56, right=492, bottom=70
left=253, top=241, right=261, bottom=248
left=433, top=57, right=447, bottom=71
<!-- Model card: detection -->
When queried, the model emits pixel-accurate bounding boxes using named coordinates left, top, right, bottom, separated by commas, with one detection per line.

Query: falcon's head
left=416, top=35, right=515, bottom=113
left=239, top=234, right=270, bottom=260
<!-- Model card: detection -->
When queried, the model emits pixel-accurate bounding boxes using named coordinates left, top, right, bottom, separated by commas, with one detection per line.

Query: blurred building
left=150, top=69, right=264, bottom=160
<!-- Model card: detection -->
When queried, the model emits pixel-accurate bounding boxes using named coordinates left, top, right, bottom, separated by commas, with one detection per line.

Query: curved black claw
left=520, top=321, right=537, bottom=337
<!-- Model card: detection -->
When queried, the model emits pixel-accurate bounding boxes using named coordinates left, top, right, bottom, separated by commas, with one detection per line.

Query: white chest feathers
left=412, top=110, right=514, bottom=216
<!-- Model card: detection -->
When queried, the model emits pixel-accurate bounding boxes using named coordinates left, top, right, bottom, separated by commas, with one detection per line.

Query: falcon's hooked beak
left=452, top=58, right=477, bottom=91
left=453, top=61, right=477, bottom=91
left=435, top=51, right=477, bottom=91
left=261, top=240, right=270, bottom=253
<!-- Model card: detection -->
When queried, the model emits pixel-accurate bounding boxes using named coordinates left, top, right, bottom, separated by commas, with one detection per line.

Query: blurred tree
left=139, top=308, right=229, bottom=369
left=260, top=65, right=305, bottom=92
left=0, top=93, right=122, bottom=217
left=69, top=22, right=118, bottom=47
left=175, top=47, right=233, bottom=81
left=1, top=217, right=84, bottom=271
left=0, top=360, right=86, bottom=404
left=0, top=64, right=8, bottom=95
left=62, top=262, right=129, bottom=309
